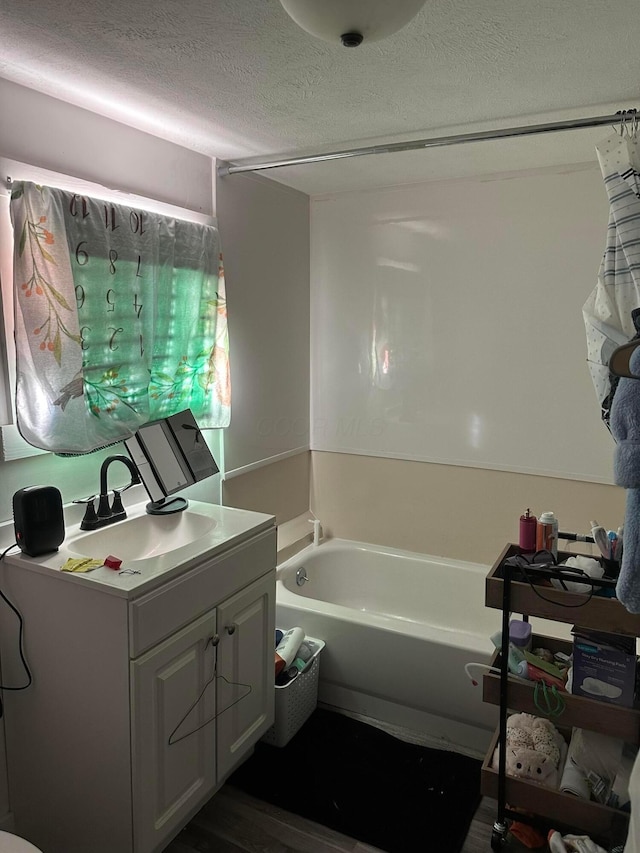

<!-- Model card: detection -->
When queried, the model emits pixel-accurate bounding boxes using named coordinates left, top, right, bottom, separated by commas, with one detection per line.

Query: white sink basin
left=68, top=510, right=217, bottom=562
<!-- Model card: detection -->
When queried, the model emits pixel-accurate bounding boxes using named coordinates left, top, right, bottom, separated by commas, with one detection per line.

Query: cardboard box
left=572, top=626, right=637, bottom=707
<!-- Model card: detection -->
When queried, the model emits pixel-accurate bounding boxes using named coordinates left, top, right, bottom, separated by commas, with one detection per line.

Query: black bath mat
left=228, top=708, right=482, bottom=853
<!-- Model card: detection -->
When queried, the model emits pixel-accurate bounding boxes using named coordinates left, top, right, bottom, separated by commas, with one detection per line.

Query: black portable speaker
left=13, top=486, right=65, bottom=557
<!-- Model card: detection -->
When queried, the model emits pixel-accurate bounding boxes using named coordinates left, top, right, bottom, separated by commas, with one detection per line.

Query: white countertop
left=1, top=499, right=275, bottom=599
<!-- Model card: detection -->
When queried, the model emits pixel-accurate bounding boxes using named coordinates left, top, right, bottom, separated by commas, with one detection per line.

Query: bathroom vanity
left=0, top=500, right=276, bottom=853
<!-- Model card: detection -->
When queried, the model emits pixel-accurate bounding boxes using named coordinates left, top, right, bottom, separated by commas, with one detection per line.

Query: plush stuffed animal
left=493, top=712, right=566, bottom=788
left=505, top=746, right=558, bottom=787
left=531, top=719, right=562, bottom=768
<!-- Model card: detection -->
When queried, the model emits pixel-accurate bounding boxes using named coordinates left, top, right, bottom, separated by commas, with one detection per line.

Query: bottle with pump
left=519, top=508, right=537, bottom=551
left=537, top=511, right=559, bottom=559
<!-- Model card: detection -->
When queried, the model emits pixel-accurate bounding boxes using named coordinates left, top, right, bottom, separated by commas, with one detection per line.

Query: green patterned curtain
left=10, top=181, right=230, bottom=454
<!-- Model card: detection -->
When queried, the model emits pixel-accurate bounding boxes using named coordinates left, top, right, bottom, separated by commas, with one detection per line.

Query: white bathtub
left=276, top=538, right=502, bottom=756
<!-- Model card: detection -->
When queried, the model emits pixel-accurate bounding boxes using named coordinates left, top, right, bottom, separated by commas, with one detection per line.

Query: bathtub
left=276, top=538, right=502, bottom=756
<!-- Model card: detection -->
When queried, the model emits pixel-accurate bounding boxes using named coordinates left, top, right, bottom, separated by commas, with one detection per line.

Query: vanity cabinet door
left=216, top=573, right=275, bottom=782
left=131, top=609, right=218, bottom=853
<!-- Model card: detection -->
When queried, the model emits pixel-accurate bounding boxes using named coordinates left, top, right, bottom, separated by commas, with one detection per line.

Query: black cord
left=0, top=544, right=17, bottom=561
left=505, top=551, right=598, bottom=608
left=0, top=544, right=34, bottom=716
left=520, top=567, right=595, bottom=608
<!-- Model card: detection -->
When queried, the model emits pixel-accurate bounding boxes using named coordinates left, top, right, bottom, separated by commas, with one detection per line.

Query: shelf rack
left=482, top=543, right=640, bottom=849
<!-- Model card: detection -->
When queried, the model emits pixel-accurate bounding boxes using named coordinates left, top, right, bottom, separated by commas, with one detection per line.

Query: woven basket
left=261, top=636, right=324, bottom=747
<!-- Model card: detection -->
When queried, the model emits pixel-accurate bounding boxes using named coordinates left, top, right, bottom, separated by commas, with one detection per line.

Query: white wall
left=0, top=79, right=310, bottom=522
left=216, top=171, right=310, bottom=476
left=0, top=80, right=217, bottom=521
left=0, top=79, right=213, bottom=214
left=310, top=162, right=615, bottom=484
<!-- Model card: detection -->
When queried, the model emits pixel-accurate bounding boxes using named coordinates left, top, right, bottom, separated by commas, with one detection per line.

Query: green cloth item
left=61, top=557, right=104, bottom=573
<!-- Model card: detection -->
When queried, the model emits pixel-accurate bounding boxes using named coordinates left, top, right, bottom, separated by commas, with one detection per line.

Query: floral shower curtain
left=583, top=120, right=640, bottom=429
left=10, top=181, right=230, bottom=454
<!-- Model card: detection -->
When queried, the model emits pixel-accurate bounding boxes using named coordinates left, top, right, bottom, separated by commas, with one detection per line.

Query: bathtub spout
left=309, top=518, right=322, bottom=546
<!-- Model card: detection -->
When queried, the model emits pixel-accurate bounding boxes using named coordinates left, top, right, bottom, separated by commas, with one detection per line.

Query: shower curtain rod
left=217, top=109, right=637, bottom=177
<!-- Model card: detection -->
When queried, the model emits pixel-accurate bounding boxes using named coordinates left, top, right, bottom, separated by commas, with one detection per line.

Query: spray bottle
left=537, top=511, right=559, bottom=559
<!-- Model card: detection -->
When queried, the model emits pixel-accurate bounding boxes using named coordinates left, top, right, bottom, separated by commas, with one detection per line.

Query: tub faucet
left=78, top=455, right=141, bottom=530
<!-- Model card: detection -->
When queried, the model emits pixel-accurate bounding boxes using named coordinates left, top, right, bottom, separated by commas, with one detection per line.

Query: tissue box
left=572, top=626, right=637, bottom=707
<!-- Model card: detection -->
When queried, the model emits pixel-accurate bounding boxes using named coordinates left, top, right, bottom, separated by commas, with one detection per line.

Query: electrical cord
left=504, top=552, right=598, bottom=608
left=521, top=568, right=595, bottom=608
left=464, top=662, right=505, bottom=686
left=0, top=544, right=34, bottom=718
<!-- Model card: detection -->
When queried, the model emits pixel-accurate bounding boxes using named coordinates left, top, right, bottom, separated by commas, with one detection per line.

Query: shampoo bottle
left=275, top=626, right=305, bottom=669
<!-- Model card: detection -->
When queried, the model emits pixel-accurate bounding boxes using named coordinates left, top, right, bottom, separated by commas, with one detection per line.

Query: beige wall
left=222, top=451, right=310, bottom=527
left=220, top=448, right=623, bottom=566
left=310, top=451, right=625, bottom=565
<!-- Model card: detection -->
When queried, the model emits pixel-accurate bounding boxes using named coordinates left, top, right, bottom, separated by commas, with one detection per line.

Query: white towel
left=560, top=756, right=591, bottom=799
left=561, top=728, right=624, bottom=804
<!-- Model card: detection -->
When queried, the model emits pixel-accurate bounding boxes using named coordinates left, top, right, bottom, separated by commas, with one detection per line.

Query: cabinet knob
left=225, top=623, right=237, bottom=635
left=208, top=634, right=220, bottom=647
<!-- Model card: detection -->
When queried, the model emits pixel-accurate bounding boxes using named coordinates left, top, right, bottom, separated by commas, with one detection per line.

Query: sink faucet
left=77, top=455, right=141, bottom=531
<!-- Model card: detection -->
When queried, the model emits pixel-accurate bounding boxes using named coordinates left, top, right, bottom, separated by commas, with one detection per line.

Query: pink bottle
left=519, top=508, right=537, bottom=552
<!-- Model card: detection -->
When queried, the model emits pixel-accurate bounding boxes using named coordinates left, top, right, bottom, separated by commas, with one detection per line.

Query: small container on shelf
left=509, top=618, right=532, bottom=652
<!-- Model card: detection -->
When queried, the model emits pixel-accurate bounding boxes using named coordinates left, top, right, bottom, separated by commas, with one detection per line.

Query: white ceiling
left=1, top=0, right=639, bottom=195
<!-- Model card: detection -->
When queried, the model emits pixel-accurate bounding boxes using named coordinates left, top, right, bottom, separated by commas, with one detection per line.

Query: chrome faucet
left=76, top=455, right=141, bottom=531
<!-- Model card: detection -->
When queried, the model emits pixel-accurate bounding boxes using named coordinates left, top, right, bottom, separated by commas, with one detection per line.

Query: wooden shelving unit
left=481, top=729, right=629, bottom=840
left=481, top=543, right=640, bottom=850
left=485, top=544, right=640, bottom=635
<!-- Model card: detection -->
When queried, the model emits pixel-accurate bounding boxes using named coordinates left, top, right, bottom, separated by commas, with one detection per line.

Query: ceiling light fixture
left=279, top=0, right=427, bottom=47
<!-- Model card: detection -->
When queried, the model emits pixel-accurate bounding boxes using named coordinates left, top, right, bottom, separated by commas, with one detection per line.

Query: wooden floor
left=163, top=786, right=537, bottom=853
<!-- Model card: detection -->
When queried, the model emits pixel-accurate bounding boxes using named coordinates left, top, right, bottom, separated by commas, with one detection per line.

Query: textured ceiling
left=1, top=0, right=639, bottom=194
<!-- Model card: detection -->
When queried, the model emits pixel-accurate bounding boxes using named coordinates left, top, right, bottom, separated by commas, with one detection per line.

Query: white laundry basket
left=262, top=636, right=325, bottom=748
